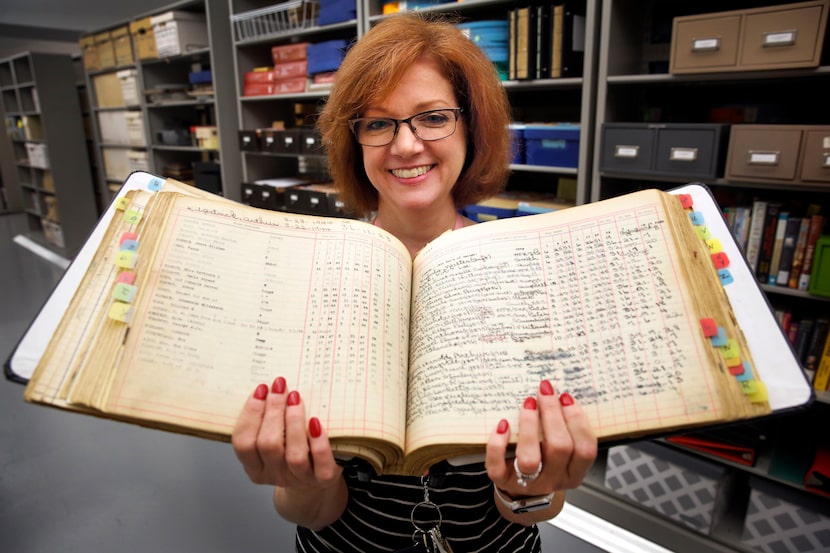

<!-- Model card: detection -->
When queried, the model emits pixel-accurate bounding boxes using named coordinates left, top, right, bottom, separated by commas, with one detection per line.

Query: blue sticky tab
left=710, top=326, right=728, bottom=347
left=689, top=211, right=705, bottom=226
left=717, top=269, right=734, bottom=286
left=736, top=361, right=754, bottom=382
left=148, top=178, right=163, bottom=191
left=121, top=239, right=139, bottom=252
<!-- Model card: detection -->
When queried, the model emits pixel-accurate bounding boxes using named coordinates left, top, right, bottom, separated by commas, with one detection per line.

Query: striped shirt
left=295, top=460, right=541, bottom=552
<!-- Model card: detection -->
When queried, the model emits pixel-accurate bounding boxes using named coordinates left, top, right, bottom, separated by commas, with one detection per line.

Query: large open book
left=13, top=172, right=809, bottom=476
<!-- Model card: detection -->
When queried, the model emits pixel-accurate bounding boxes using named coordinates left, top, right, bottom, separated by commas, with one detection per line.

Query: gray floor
left=0, top=212, right=605, bottom=552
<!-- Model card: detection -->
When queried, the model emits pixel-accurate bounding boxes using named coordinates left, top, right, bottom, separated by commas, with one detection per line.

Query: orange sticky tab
left=705, top=238, right=723, bottom=254
left=120, top=232, right=139, bottom=246
left=700, top=318, right=718, bottom=337
left=114, top=197, right=130, bottom=211
left=116, top=271, right=136, bottom=285
left=107, top=302, right=134, bottom=323
left=711, top=252, right=729, bottom=269
left=114, top=250, right=138, bottom=269
left=677, top=194, right=693, bottom=209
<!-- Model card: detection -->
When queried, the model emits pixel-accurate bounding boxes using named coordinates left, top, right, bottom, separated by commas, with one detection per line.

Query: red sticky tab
left=116, top=271, right=136, bottom=285
left=677, top=194, right=693, bottom=209
left=120, top=232, right=139, bottom=246
left=711, top=252, right=730, bottom=269
left=728, top=362, right=745, bottom=376
left=700, top=318, right=718, bottom=337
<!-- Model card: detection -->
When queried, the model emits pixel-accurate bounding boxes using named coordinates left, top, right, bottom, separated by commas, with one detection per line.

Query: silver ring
left=514, top=457, right=543, bottom=487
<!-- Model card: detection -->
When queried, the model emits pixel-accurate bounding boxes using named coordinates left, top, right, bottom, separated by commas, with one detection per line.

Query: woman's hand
left=485, top=379, right=598, bottom=524
left=231, top=376, right=347, bottom=530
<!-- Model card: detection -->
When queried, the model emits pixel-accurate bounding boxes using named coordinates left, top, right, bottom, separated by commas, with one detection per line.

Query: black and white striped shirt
left=295, top=460, right=541, bottom=552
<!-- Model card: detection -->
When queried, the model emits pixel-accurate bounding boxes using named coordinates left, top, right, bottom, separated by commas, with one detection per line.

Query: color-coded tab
left=120, top=239, right=139, bottom=252
left=689, top=211, right=705, bottom=226
left=700, top=318, right=718, bottom=337
left=114, top=250, right=138, bottom=269
left=721, top=338, right=741, bottom=360
left=705, top=238, right=723, bottom=253
left=107, top=302, right=134, bottom=323
left=711, top=252, right=730, bottom=269
left=677, top=194, right=693, bottom=209
left=119, top=231, right=139, bottom=246
left=745, top=380, right=769, bottom=403
left=740, top=380, right=760, bottom=395
left=717, top=269, right=734, bottom=285
left=114, top=197, right=130, bottom=211
left=736, top=361, right=754, bottom=382
left=728, top=361, right=744, bottom=376
left=710, top=326, right=728, bottom=347
left=694, top=226, right=711, bottom=240
left=148, top=178, right=164, bottom=191
left=112, top=283, right=137, bottom=303
left=123, top=209, right=142, bottom=225
left=116, top=271, right=136, bottom=285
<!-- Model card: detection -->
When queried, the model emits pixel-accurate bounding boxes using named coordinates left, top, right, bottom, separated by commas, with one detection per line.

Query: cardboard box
left=25, top=142, right=49, bottom=169
left=93, top=72, right=124, bottom=108
left=41, top=218, right=64, bottom=249
left=117, top=69, right=140, bottom=105
left=79, top=35, right=100, bottom=71
left=127, top=150, right=149, bottom=172
left=125, top=111, right=146, bottom=146
left=94, top=31, right=116, bottom=69
left=272, top=43, right=308, bottom=64
left=103, top=147, right=130, bottom=180
left=110, top=26, right=134, bottom=66
left=129, top=17, right=157, bottom=60
left=151, top=11, right=209, bottom=58
left=604, top=441, right=731, bottom=535
left=191, top=125, right=218, bottom=149
left=97, top=111, right=129, bottom=145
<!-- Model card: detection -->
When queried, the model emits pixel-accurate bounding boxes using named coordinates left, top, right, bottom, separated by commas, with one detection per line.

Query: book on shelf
left=744, top=200, right=768, bottom=275
left=811, top=329, right=830, bottom=392
left=804, top=317, right=830, bottom=379
left=798, top=214, right=826, bottom=292
left=756, top=203, right=783, bottom=284
left=767, top=211, right=789, bottom=286
left=788, top=217, right=812, bottom=289
left=9, top=174, right=810, bottom=477
left=775, top=216, right=803, bottom=286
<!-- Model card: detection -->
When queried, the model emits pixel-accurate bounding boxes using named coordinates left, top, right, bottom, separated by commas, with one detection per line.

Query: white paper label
left=749, top=152, right=779, bottom=165
left=670, top=148, right=698, bottom=162
left=763, top=31, right=796, bottom=47
left=823, top=153, right=830, bottom=168
left=692, top=38, right=720, bottom=52
left=615, top=145, right=639, bottom=158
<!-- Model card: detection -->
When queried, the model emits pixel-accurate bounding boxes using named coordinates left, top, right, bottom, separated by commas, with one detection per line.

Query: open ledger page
left=405, top=189, right=745, bottom=459
left=96, top=194, right=413, bottom=456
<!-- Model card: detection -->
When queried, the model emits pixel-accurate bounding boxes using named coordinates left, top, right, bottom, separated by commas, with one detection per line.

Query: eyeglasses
left=348, top=108, right=463, bottom=147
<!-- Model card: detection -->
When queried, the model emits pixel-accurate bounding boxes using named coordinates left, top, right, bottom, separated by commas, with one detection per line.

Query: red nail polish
left=272, top=376, right=286, bottom=394
left=497, top=419, right=509, bottom=434
left=253, top=384, right=268, bottom=400
left=523, top=397, right=537, bottom=410
left=540, top=380, right=554, bottom=396
left=560, top=392, right=574, bottom=406
left=309, top=417, right=322, bottom=438
left=287, top=390, right=300, bottom=406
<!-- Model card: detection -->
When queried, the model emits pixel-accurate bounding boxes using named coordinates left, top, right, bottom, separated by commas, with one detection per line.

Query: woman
left=233, top=13, right=597, bottom=552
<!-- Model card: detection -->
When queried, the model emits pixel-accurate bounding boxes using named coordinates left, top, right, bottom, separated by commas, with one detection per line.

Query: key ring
left=411, top=500, right=442, bottom=533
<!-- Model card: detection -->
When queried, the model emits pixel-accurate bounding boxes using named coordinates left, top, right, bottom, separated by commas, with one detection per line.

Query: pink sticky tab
left=711, top=252, right=730, bottom=269
left=116, top=271, right=136, bottom=285
left=120, top=232, right=139, bottom=246
left=677, top=194, right=693, bottom=209
left=700, top=318, right=717, bottom=337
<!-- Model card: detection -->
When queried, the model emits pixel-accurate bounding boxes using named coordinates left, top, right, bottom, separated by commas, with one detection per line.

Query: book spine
left=805, top=317, right=830, bottom=374
left=766, top=211, right=789, bottom=285
left=744, top=200, right=767, bottom=276
left=776, top=216, right=802, bottom=286
left=756, top=203, right=781, bottom=283
left=788, top=217, right=812, bottom=288
left=794, top=318, right=815, bottom=368
left=812, top=330, right=830, bottom=391
left=798, top=214, right=825, bottom=291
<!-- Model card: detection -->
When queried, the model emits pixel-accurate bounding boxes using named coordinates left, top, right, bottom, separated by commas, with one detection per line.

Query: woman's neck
left=374, top=204, right=468, bottom=258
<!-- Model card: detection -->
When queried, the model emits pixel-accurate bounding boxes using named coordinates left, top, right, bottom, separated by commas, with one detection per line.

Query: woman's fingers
left=231, top=383, right=270, bottom=483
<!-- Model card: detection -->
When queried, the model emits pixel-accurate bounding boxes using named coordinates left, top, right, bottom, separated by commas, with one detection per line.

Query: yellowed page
left=102, top=194, right=412, bottom=451
left=406, top=189, right=750, bottom=457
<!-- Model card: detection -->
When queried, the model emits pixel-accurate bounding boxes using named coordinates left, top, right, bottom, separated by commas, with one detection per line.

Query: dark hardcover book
left=756, top=203, right=782, bottom=284
left=775, top=216, right=802, bottom=286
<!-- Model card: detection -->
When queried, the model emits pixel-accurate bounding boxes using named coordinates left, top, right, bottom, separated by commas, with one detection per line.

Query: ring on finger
left=514, top=457, right=543, bottom=487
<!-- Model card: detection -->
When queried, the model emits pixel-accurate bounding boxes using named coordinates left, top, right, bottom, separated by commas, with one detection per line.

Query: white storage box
left=127, top=150, right=149, bottom=172
left=41, top=218, right=64, bottom=249
left=604, top=441, right=731, bottom=535
left=125, top=112, right=146, bottom=146
left=116, top=69, right=140, bottom=105
left=103, top=147, right=130, bottom=180
left=25, top=142, right=49, bottom=169
left=151, top=11, right=209, bottom=58
left=97, top=111, right=129, bottom=145
left=742, top=477, right=830, bottom=552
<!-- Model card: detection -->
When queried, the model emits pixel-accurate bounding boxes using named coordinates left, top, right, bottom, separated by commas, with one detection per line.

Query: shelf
left=233, top=20, right=357, bottom=47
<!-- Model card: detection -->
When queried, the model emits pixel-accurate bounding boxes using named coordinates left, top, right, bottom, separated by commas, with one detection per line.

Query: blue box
left=307, top=39, right=349, bottom=75
left=509, top=124, right=525, bottom=164
left=319, top=0, right=356, bottom=26
left=524, top=124, right=580, bottom=168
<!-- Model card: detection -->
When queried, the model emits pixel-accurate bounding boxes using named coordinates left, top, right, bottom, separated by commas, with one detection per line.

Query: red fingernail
left=560, top=392, right=574, bottom=406
left=497, top=419, right=509, bottom=434
left=272, top=376, right=286, bottom=394
left=287, top=390, right=300, bottom=406
left=309, top=417, right=322, bottom=438
left=253, top=384, right=268, bottom=400
left=523, top=397, right=537, bottom=410
left=540, top=380, right=554, bottom=396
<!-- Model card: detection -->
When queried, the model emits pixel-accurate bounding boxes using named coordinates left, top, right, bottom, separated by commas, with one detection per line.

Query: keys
left=405, top=475, right=454, bottom=553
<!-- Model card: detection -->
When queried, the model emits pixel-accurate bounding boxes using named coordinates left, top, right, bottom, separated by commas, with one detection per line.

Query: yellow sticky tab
left=114, top=250, right=138, bottom=269
left=107, top=302, right=134, bottom=323
left=123, top=209, right=142, bottom=225
left=746, top=380, right=769, bottom=403
left=721, top=338, right=741, bottom=360
left=115, top=197, right=130, bottom=211
left=705, top=238, right=723, bottom=253
left=740, top=380, right=760, bottom=396
left=695, top=226, right=711, bottom=240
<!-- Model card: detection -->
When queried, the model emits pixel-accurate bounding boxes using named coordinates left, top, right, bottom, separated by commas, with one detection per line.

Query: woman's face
left=359, top=56, right=467, bottom=215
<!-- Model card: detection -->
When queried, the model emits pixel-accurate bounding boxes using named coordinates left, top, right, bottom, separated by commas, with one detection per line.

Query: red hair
left=317, top=12, right=512, bottom=217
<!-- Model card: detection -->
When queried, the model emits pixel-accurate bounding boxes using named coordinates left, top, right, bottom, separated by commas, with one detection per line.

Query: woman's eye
left=419, top=113, right=450, bottom=126
left=365, top=119, right=393, bottom=132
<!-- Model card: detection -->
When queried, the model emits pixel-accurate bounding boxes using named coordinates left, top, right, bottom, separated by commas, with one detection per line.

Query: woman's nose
left=390, top=122, right=424, bottom=155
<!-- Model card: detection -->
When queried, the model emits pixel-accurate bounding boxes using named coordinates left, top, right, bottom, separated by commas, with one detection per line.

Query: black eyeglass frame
left=348, top=107, right=464, bottom=147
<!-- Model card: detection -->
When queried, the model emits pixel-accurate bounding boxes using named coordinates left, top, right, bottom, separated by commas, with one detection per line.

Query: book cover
left=767, top=211, right=789, bottom=285
left=744, top=200, right=768, bottom=275
left=804, top=317, right=830, bottom=374
left=756, top=203, right=782, bottom=284
left=561, top=2, right=586, bottom=77
left=798, top=214, right=825, bottom=291
left=788, top=217, right=812, bottom=289
left=775, top=216, right=802, bottom=286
